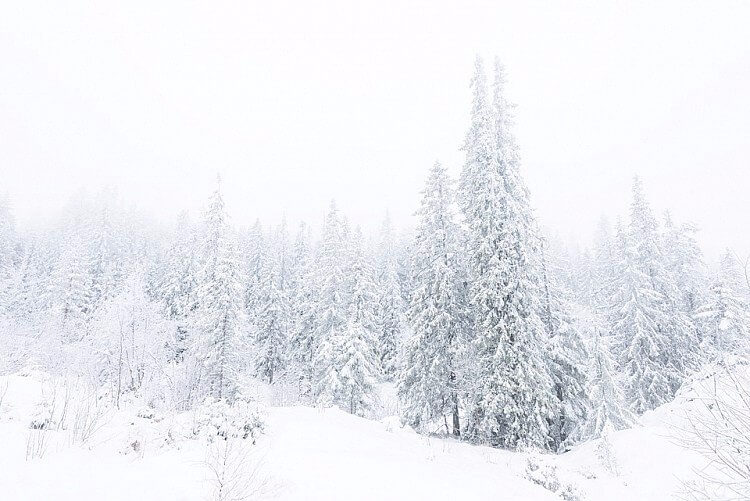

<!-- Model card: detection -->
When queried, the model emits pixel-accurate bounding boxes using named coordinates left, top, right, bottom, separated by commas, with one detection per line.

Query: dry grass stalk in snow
left=676, top=359, right=750, bottom=500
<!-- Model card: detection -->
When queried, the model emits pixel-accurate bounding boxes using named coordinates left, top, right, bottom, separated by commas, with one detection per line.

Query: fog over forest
left=1, top=2, right=749, bottom=500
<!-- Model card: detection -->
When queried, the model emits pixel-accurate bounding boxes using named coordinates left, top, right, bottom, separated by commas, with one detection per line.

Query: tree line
left=0, top=56, right=747, bottom=452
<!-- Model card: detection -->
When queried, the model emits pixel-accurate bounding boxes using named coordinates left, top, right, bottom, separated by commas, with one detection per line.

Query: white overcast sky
left=1, top=0, right=748, bottom=260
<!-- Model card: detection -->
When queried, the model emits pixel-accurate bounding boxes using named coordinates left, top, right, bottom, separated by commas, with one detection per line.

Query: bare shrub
left=525, top=453, right=586, bottom=501
left=63, top=382, right=109, bottom=446
left=30, top=381, right=62, bottom=430
left=204, top=438, right=276, bottom=501
left=25, top=428, right=49, bottom=460
left=595, top=432, right=619, bottom=476
left=675, top=357, right=750, bottom=500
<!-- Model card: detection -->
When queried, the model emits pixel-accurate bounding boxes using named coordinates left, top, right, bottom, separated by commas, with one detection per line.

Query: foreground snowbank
left=2, top=362, right=745, bottom=500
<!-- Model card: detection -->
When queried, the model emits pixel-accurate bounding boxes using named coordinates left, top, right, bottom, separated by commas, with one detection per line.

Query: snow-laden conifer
left=336, top=227, right=380, bottom=415
left=460, top=56, right=554, bottom=449
left=540, top=242, right=590, bottom=450
left=399, top=161, right=467, bottom=436
left=312, top=201, right=349, bottom=405
left=375, top=214, right=405, bottom=378
left=289, top=222, right=317, bottom=398
left=611, top=179, right=697, bottom=412
left=160, top=212, right=199, bottom=360
left=583, top=328, right=636, bottom=439
left=695, top=250, right=749, bottom=355
left=195, top=183, right=245, bottom=401
left=253, top=237, right=291, bottom=385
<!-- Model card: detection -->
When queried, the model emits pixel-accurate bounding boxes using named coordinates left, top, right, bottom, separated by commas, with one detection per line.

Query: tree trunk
left=450, top=368, right=461, bottom=437
left=116, top=321, right=123, bottom=409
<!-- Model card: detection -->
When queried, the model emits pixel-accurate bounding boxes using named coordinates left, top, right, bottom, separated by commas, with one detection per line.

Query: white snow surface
left=0, top=365, right=737, bottom=501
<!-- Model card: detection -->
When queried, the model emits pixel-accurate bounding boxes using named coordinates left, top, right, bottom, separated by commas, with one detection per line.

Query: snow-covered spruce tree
left=610, top=220, right=677, bottom=415
left=374, top=213, right=405, bottom=379
left=274, top=216, right=293, bottom=293
left=334, top=227, right=380, bottom=416
left=253, top=234, right=291, bottom=385
left=241, top=219, right=265, bottom=322
left=0, top=195, right=16, bottom=315
left=87, top=203, right=122, bottom=311
left=288, top=222, right=317, bottom=398
left=611, top=178, right=697, bottom=413
left=591, top=217, right=619, bottom=316
left=160, top=212, right=199, bottom=361
left=0, top=195, right=14, bottom=260
left=610, top=218, right=670, bottom=413
left=582, top=327, right=636, bottom=440
left=5, top=236, right=49, bottom=322
left=312, top=200, right=349, bottom=406
left=662, top=212, right=706, bottom=316
left=540, top=240, right=590, bottom=450
left=632, top=179, right=699, bottom=376
left=55, top=230, right=95, bottom=336
left=195, top=183, right=246, bottom=401
left=695, top=250, right=749, bottom=355
left=377, top=216, right=405, bottom=379
left=459, top=56, right=555, bottom=449
left=398, top=161, right=468, bottom=436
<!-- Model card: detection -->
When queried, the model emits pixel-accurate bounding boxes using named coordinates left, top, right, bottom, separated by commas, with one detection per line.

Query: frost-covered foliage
left=158, top=211, right=199, bottom=361
left=540, top=251, right=591, bottom=450
left=678, top=356, right=750, bottom=500
left=191, top=397, right=264, bottom=442
left=399, top=161, right=468, bottom=436
left=525, top=453, right=585, bottom=501
left=311, top=201, right=350, bottom=406
left=0, top=58, right=744, bottom=459
left=89, top=272, right=175, bottom=408
left=607, top=179, right=699, bottom=414
left=695, top=251, right=749, bottom=356
left=459, top=56, right=554, bottom=449
left=335, top=229, right=380, bottom=415
left=582, top=329, right=636, bottom=440
left=375, top=214, right=405, bottom=379
left=253, top=236, right=291, bottom=385
left=194, top=185, right=246, bottom=402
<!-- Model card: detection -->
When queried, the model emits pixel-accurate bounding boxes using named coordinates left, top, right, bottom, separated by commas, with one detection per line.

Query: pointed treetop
left=631, top=175, right=644, bottom=200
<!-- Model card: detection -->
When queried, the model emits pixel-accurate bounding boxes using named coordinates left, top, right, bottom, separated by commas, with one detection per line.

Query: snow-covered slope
left=0, top=365, right=740, bottom=501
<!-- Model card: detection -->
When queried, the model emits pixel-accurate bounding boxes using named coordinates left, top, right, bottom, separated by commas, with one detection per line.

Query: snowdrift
left=1, top=359, right=748, bottom=500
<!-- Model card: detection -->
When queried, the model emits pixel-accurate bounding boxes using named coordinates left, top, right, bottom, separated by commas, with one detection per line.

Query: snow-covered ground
left=0, top=365, right=738, bottom=501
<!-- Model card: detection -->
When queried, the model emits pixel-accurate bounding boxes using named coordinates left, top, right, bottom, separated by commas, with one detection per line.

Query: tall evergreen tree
left=460, top=56, right=554, bottom=449
left=399, top=161, right=467, bottom=436
left=254, top=234, right=291, bottom=385
left=0, top=195, right=15, bottom=314
left=375, top=213, right=404, bottom=378
left=160, top=212, right=199, bottom=360
left=195, top=182, right=245, bottom=401
left=540, top=241, right=590, bottom=450
left=583, top=328, right=636, bottom=440
left=313, top=201, right=349, bottom=405
left=662, top=213, right=706, bottom=316
left=87, top=204, right=121, bottom=310
left=242, top=219, right=265, bottom=321
left=335, top=227, right=380, bottom=415
left=611, top=219, right=676, bottom=414
left=56, top=231, right=94, bottom=333
left=612, top=179, right=697, bottom=413
left=591, top=217, right=618, bottom=316
left=289, top=222, right=317, bottom=398
left=695, top=250, right=749, bottom=355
